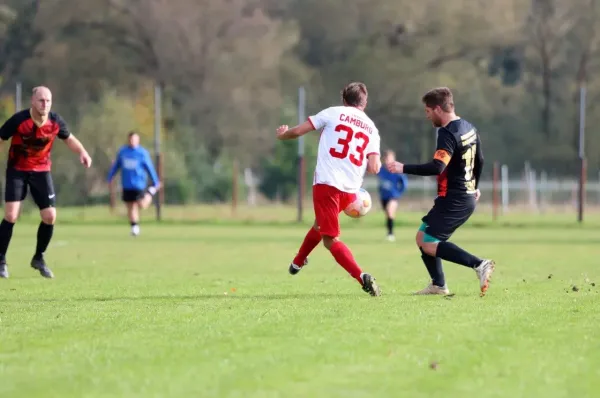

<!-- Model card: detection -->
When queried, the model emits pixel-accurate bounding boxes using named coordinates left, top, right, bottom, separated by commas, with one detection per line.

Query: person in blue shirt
left=107, top=131, right=160, bottom=236
left=378, top=149, right=408, bottom=241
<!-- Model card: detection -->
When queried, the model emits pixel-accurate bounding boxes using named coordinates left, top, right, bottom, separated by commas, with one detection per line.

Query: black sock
left=35, top=222, right=54, bottom=258
left=0, top=219, right=15, bottom=260
left=436, top=241, right=481, bottom=268
left=386, top=217, right=394, bottom=235
left=420, top=248, right=445, bottom=287
left=130, top=221, right=138, bottom=227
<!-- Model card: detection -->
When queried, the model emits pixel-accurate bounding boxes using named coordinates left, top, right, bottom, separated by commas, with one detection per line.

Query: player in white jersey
left=275, top=82, right=382, bottom=296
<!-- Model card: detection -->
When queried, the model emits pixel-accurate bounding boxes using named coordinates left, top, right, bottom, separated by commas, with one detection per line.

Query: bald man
left=0, top=86, right=92, bottom=278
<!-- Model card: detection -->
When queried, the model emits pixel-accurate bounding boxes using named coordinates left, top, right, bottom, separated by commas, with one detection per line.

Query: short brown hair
left=342, top=82, right=368, bottom=107
left=421, top=87, right=454, bottom=112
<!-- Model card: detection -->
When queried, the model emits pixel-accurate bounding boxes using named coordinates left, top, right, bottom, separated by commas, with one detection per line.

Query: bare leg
left=384, top=199, right=398, bottom=240
left=127, top=202, right=141, bottom=236
left=0, top=201, right=21, bottom=277
left=138, top=193, right=153, bottom=209
left=30, top=207, right=57, bottom=278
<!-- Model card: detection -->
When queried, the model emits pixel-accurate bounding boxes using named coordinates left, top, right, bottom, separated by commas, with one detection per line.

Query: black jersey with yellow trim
left=433, top=119, right=483, bottom=197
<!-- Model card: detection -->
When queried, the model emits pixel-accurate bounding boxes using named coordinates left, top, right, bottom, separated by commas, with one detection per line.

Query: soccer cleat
left=288, top=257, right=308, bottom=275
left=147, top=186, right=158, bottom=196
left=386, top=234, right=396, bottom=242
left=475, top=259, right=495, bottom=296
left=413, top=283, right=450, bottom=295
left=0, top=260, right=8, bottom=278
left=131, top=225, right=140, bottom=237
left=31, top=255, right=54, bottom=279
left=361, top=273, right=381, bottom=296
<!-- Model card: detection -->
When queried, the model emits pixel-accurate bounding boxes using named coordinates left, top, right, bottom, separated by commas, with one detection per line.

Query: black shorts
left=122, top=189, right=145, bottom=203
left=421, top=194, right=476, bottom=242
left=5, top=168, right=56, bottom=209
left=380, top=197, right=398, bottom=210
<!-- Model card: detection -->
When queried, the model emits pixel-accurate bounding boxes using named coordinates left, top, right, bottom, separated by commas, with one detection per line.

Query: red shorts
left=313, top=184, right=357, bottom=238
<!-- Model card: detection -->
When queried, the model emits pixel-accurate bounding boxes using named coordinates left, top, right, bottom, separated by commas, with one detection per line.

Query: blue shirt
left=378, top=168, right=408, bottom=200
left=107, top=145, right=159, bottom=191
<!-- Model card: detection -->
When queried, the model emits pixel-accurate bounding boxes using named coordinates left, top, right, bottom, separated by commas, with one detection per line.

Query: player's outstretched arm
left=402, top=151, right=449, bottom=176
left=0, top=114, right=18, bottom=142
left=366, top=154, right=381, bottom=174
left=107, top=151, right=122, bottom=183
left=473, top=135, right=484, bottom=200
left=143, top=151, right=161, bottom=189
left=64, top=135, right=92, bottom=168
left=276, top=121, right=314, bottom=141
left=473, top=136, right=484, bottom=189
left=386, top=154, right=448, bottom=176
left=398, top=173, right=408, bottom=195
left=387, top=130, right=454, bottom=176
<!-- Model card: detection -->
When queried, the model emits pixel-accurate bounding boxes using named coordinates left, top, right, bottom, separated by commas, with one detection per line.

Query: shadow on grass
left=1, top=293, right=366, bottom=302
left=84, top=293, right=361, bottom=301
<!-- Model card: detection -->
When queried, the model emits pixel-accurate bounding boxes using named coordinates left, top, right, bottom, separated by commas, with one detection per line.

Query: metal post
left=15, top=82, right=22, bottom=112
left=297, top=86, right=306, bottom=223
left=530, top=169, right=537, bottom=211
left=109, top=180, right=116, bottom=213
left=154, top=83, right=162, bottom=221
left=232, top=159, right=238, bottom=215
left=540, top=170, right=548, bottom=213
left=578, top=85, right=586, bottom=223
left=501, top=164, right=509, bottom=213
left=492, top=162, right=499, bottom=221
left=524, top=161, right=531, bottom=208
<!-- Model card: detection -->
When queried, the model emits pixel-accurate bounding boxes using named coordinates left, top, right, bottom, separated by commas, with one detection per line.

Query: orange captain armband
left=433, top=149, right=451, bottom=165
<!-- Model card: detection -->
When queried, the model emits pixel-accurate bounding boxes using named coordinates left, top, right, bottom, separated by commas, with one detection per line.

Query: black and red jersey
left=0, top=109, right=70, bottom=172
left=433, top=119, right=482, bottom=197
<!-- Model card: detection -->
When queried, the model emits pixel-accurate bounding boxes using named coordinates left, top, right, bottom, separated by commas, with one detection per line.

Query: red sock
left=329, top=241, right=363, bottom=283
left=293, top=227, right=322, bottom=266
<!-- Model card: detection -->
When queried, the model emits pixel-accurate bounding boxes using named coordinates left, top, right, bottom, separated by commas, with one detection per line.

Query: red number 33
left=329, top=124, right=370, bottom=166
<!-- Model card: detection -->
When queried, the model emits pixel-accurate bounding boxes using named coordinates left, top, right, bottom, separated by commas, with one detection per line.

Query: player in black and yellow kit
left=387, top=87, right=495, bottom=296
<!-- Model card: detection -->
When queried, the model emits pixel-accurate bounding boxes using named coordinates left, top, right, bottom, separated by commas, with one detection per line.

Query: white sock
left=131, top=224, right=140, bottom=235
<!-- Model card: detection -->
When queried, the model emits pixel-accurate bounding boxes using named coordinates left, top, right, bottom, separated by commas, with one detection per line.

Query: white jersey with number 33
left=308, top=106, right=380, bottom=193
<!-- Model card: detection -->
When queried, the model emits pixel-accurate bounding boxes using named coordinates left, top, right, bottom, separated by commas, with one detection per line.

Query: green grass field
left=0, top=205, right=598, bottom=398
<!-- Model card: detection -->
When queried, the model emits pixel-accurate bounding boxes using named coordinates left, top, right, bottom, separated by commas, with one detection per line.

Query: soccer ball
left=343, top=188, right=372, bottom=218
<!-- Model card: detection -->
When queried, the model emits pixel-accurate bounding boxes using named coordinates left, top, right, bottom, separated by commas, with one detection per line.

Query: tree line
left=0, top=0, right=598, bottom=204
